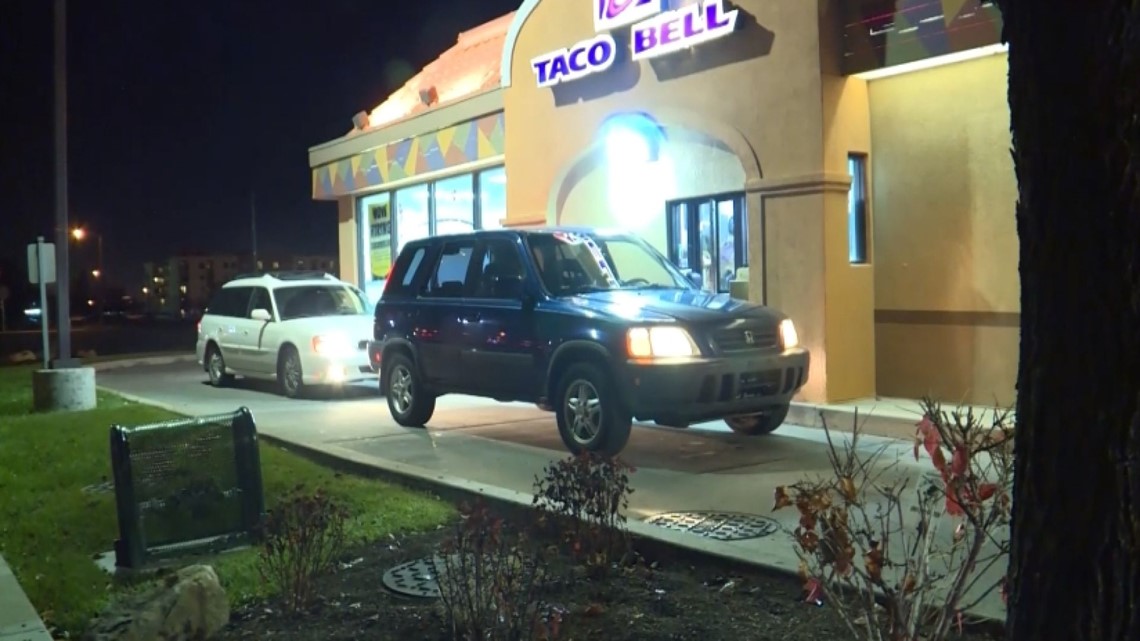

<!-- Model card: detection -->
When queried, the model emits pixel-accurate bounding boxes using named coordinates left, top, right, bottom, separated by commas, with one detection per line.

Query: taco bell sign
left=530, top=0, right=739, bottom=88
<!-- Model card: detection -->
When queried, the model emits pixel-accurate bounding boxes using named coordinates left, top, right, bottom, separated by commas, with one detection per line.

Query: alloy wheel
left=390, top=365, right=414, bottom=415
left=564, top=379, right=602, bottom=444
left=283, top=353, right=302, bottom=394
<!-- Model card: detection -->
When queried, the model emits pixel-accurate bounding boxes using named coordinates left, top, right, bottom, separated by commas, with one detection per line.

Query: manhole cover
left=382, top=556, right=442, bottom=598
left=645, top=511, right=781, bottom=541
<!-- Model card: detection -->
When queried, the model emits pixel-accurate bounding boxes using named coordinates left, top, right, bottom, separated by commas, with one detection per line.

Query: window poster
left=369, top=202, right=392, bottom=280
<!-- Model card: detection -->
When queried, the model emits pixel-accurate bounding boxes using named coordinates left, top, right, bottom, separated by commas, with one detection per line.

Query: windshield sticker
left=552, top=231, right=586, bottom=244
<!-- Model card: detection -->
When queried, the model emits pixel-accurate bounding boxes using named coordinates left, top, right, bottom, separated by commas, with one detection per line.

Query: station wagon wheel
left=205, top=344, right=233, bottom=387
left=725, top=404, right=790, bottom=436
left=555, top=362, right=632, bottom=456
left=384, top=352, right=435, bottom=427
left=277, top=346, right=305, bottom=399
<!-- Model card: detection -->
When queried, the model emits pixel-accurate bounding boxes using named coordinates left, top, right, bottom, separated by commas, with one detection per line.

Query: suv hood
left=567, top=289, right=783, bottom=326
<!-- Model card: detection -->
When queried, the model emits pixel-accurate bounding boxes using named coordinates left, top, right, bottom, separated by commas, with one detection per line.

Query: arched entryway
left=548, top=110, right=762, bottom=295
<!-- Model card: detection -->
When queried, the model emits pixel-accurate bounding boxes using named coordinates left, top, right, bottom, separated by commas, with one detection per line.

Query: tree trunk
left=997, top=1, right=1140, bottom=640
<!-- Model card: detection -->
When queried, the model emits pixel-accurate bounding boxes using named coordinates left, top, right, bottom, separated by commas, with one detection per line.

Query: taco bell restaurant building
left=307, top=0, right=1017, bottom=408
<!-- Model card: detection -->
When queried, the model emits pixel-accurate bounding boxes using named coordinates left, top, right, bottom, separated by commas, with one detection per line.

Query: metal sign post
left=28, top=237, right=57, bottom=369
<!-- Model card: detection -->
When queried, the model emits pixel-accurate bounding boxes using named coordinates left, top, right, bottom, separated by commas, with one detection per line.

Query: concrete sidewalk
left=0, top=555, right=53, bottom=641
left=97, top=360, right=1009, bottom=623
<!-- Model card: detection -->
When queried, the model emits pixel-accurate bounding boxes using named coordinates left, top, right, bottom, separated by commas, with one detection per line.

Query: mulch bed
left=217, top=521, right=1003, bottom=641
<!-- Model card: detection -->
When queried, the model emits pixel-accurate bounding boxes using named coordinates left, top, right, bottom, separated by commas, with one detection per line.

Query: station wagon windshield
left=273, top=285, right=369, bottom=320
left=526, top=231, right=691, bottom=296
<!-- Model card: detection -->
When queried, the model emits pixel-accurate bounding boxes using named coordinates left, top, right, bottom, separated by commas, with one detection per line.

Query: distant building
left=140, top=253, right=335, bottom=317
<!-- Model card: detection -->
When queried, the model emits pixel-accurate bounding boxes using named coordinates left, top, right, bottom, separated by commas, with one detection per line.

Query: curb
left=0, top=554, right=54, bottom=641
left=89, top=354, right=197, bottom=371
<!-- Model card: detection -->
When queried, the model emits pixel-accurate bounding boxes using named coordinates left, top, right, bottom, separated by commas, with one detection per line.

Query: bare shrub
left=532, top=453, right=635, bottom=576
left=437, top=499, right=555, bottom=641
left=774, top=399, right=1014, bottom=641
left=256, top=485, right=349, bottom=613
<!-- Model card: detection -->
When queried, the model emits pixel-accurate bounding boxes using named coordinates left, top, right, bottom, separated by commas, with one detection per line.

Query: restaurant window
left=665, top=193, right=747, bottom=293
left=394, top=183, right=431, bottom=254
left=477, top=167, right=506, bottom=230
left=434, top=173, right=475, bottom=236
left=848, top=153, right=869, bottom=264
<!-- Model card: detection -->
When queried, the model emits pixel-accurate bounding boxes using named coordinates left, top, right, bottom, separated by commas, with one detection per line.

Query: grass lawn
left=0, top=365, right=454, bottom=636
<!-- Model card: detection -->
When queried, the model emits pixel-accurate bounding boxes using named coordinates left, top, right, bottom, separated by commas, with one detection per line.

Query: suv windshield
left=273, top=284, right=368, bottom=321
left=526, top=231, right=691, bottom=296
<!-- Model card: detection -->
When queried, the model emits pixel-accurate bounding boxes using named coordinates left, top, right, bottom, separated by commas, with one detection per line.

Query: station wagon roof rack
left=233, top=271, right=338, bottom=281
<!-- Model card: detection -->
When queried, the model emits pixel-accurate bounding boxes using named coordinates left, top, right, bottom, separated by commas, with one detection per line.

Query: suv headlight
left=779, top=319, right=799, bottom=350
left=312, top=333, right=352, bottom=358
left=627, top=326, right=700, bottom=359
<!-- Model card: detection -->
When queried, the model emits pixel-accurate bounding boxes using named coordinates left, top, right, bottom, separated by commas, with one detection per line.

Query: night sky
left=0, top=0, right=520, bottom=298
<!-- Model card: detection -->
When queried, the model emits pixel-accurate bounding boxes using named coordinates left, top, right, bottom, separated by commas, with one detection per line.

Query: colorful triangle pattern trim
left=311, top=111, right=505, bottom=199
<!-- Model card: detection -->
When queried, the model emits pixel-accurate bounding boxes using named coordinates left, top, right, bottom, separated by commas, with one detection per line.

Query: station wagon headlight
left=779, top=319, right=799, bottom=350
left=312, top=333, right=352, bottom=358
left=627, top=326, right=700, bottom=359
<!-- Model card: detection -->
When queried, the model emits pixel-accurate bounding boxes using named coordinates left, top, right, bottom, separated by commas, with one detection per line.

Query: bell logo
left=594, top=0, right=662, bottom=32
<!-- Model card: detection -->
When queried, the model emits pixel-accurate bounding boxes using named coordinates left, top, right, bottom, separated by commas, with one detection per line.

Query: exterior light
left=71, top=227, right=86, bottom=241
left=91, top=269, right=100, bottom=278
left=142, top=287, right=149, bottom=294
left=605, top=126, right=651, bottom=166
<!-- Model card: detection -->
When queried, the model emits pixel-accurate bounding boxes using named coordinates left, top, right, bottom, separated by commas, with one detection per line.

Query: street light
left=71, top=226, right=104, bottom=322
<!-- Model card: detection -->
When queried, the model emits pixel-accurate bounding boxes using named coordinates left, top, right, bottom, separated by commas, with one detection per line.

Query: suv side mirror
left=491, top=275, right=526, bottom=300
left=250, top=308, right=272, bottom=322
left=685, top=271, right=702, bottom=288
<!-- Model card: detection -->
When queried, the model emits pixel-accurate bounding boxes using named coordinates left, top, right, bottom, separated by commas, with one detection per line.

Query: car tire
left=277, top=346, right=306, bottom=399
left=205, top=345, right=233, bottom=387
left=555, top=362, right=633, bottom=456
left=725, top=404, right=790, bottom=436
left=384, top=352, right=435, bottom=427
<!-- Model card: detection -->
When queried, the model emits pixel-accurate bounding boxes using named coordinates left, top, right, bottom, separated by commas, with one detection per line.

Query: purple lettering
left=549, top=56, right=570, bottom=82
left=569, top=48, right=588, bottom=73
left=705, top=1, right=731, bottom=29
left=587, top=39, right=613, bottom=66
left=632, top=26, right=657, bottom=55
left=532, top=58, right=553, bottom=85
left=682, top=11, right=701, bottom=38
left=659, top=17, right=680, bottom=46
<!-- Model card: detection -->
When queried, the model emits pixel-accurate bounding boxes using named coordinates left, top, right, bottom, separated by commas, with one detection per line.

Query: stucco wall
left=868, top=53, right=1018, bottom=405
left=502, top=0, right=827, bottom=221
left=501, top=0, right=887, bottom=403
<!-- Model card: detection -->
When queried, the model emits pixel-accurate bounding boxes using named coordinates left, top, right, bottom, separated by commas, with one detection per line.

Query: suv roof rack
left=233, top=271, right=338, bottom=281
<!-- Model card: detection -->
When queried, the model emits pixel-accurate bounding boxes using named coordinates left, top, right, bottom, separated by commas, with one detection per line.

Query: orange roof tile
left=359, top=11, right=514, bottom=132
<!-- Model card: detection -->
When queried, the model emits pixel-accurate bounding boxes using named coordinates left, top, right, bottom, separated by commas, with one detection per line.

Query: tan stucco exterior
left=501, top=0, right=875, bottom=403
left=867, top=53, right=1017, bottom=405
left=308, top=0, right=1016, bottom=408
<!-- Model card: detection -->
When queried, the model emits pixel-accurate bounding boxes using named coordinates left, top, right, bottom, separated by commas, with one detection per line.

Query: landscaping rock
left=7, top=350, right=37, bottom=364
left=84, top=564, right=229, bottom=641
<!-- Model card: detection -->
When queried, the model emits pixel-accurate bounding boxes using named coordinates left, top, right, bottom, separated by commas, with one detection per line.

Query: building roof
left=360, top=11, right=514, bottom=132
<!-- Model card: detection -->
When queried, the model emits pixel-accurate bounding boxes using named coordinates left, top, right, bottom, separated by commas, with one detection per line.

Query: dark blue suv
left=370, top=227, right=810, bottom=456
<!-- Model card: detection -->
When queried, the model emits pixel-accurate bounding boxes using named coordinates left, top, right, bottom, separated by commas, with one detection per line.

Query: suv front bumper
left=617, top=348, right=810, bottom=424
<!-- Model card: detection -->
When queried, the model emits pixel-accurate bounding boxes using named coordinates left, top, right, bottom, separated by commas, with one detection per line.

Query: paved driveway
left=96, top=360, right=1006, bottom=620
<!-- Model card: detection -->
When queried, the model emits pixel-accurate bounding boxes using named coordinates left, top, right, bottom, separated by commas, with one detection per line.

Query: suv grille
left=711, top=324, right=779, bottom=352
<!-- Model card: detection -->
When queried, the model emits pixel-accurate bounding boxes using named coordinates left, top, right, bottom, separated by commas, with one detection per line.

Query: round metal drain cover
left=645, top=511, right=781, bottom=541
left=382, top=556, right=443, bottom=598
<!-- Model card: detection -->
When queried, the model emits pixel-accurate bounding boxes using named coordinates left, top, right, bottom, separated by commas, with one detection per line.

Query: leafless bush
left=437, top=499, right=557, bottom=641
left=531, top=453, right=635, bottom=576
left=256, top=486, right=349, bottom=613
left=774, top=399, right=1014, bottom=641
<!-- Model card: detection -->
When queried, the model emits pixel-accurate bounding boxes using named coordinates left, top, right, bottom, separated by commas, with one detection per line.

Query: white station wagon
left=195, top=272, right=376, bottom=398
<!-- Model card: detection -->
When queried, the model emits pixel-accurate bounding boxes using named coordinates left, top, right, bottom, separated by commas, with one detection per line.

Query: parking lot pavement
left=96, top=360, right=1006, bottom=620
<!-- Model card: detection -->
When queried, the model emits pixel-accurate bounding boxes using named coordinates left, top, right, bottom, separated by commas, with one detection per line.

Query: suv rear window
left=425, top=241, right=476, bottom=298
left=273, top=285, right=367, bottom=320
left=383, top=245, right=429, bottom=299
